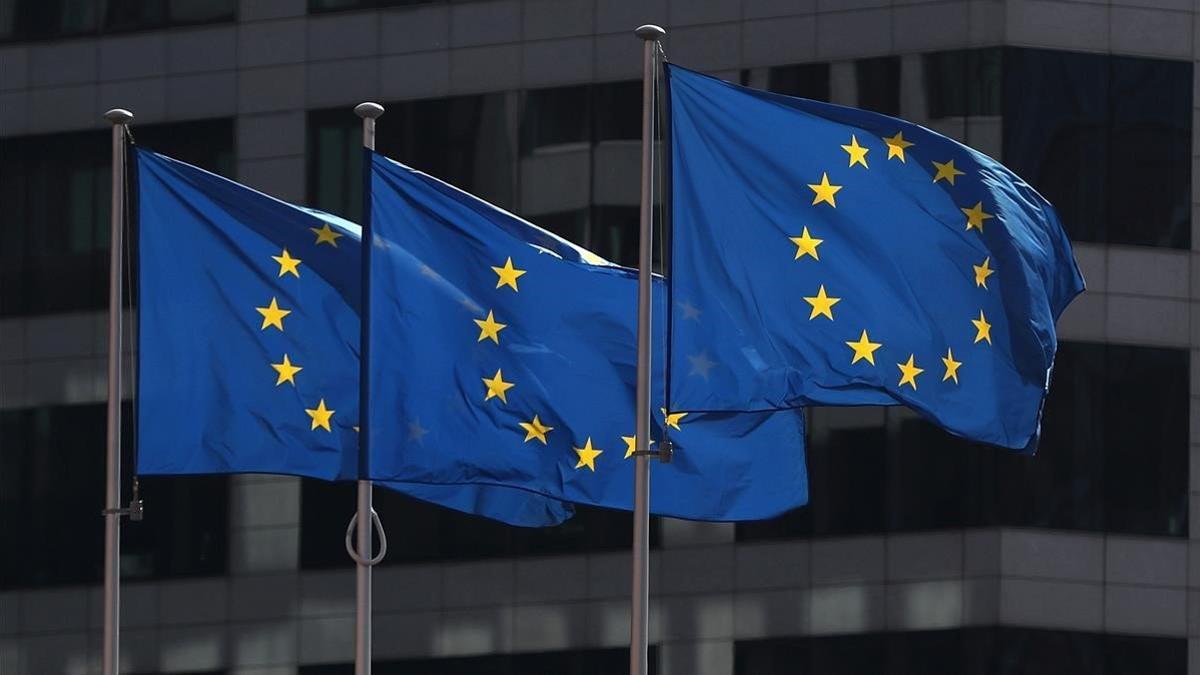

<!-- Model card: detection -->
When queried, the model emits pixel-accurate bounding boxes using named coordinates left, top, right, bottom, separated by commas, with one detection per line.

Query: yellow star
left=803, top=285, right=841, bottom=321
left=272, top=248, right=302, bottom=278
left=661, top=408, right=688, bottom=431
left=474, top=310, right=507, bottom=344
left=255, top=297, right=291, bottom=331
left=482, top=369, right=515, bottom=403
left=789, top=227, right=823, bottom=261
left=305, top=398, right=335, bottom=431
left=270, top=354, right=303, bottom=386
left=973, top=257, right=995, bottom=289
left=310, top=223, right=343, bottom=247
left=840, top=135, right=869, bottom=168
left=845, top=329, right=882, bottom=365
left=519, top=415, right=554, bottom=444
left=883, top=131, right=914, bottom=162
left=807, top=172, right=842, bottom=207
left=962, top=201, right=993, bottom=232
left=942, top=348, right=962, bottom=384
left=972, top=310, right=992, bottom=345
left=931, top=159, right=965, bottom=185
left=573, top=437, right=603, bottom=471
left=491, top=257, right=526, bottom=292
left=897, top=354, right=924, bottom=390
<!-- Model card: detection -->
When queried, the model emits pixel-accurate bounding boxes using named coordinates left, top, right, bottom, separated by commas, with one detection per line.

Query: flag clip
left=631, top=439, right=673, bottom=464
left=100, top=477, right=144, bottom=521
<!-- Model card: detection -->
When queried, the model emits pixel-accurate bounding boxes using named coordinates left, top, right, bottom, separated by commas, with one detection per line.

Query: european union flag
left=363, top=151, right=808, bottom=520
left=665, top=65, right=1085, bottom=451
left=135, top=148, right=572, bottom=526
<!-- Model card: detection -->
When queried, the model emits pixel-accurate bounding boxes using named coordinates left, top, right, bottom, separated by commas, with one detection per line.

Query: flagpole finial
left=354, top=102, right=385, bottom=120
left=635, top=24, right=665, bottom=41
left=104, top=109, right=133, bottom=124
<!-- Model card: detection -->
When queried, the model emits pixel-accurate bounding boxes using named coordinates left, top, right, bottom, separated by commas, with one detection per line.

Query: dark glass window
left=923, top=48, right=1002, bottom=120
left=309, top=0, right=438, bottom=13
left=0, top=0, right=234, bottom=42
left=300, top=479, right=657, bottom=569
left=308, top=83, right=643, bottom=264
left=767, top=63, right=831, bottom=101
left=855, top=56, right=901, bottom=116
left=734, top=629, right=1184, bottom=674
left=0, top=118, right=234, bottom=318
left=1002, top=48, right=1191, bottom=248
left=0, top=402, right=229, bottom=589
left=300, top=647, right=657, bottom=674
left=309, top=93, right=514, bottom=223
left=738, top=342, right=1188, bottom=541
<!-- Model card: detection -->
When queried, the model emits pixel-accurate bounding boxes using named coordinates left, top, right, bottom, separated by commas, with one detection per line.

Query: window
left=0, top=0, right=234, bottom=43
left=1002, top=48, right=1192, bottom=248
left=734, top=629, right=1184, bottom=674
left=766, top=63, right=831, bottom=101
left=300, top=479, right=656, bottom=569
left=0, top=119, right=234, bottom=318
left=308, top=83, right=644, bottom=265
left=309, top=93, right=514, bottom=224
left=855, top=56, right=901, bottom=116
left=0, top=403, right=229, bottom=589
left=300, top=647, right=657, bottom=674
left=308, top=0, right=438, bottom=14
left=738, top=342, right=1189, bottom=542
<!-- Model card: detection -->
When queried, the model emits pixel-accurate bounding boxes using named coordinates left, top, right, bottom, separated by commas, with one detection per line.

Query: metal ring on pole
left=343, top=508, right=388, bottom=566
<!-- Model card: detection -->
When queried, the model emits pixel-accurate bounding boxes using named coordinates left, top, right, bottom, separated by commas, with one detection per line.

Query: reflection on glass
left=0, top=403, right=229, bottom=589
left=738, top=342, right=1188, bottom=541
left=1003, top=48, right=1191, bottom=248
left=0, top=119, right=233, bottom=317
left=735, top=628, right=1184, bottom=674
left=299, top=479, right=657, bottom=569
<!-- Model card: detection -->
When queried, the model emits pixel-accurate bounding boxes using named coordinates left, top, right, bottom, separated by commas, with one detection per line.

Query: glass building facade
left=0, top=1, right=1196, bottom=673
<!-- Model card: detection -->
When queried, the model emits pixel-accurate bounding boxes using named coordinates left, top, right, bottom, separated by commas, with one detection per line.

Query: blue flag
left=134, top=148, right=573, bottom=526
left=363, top=151, right=807, bottom=520
left=665, top=65, right=1084, bottom=451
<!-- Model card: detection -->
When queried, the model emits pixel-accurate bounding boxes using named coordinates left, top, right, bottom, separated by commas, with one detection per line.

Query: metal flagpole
left=102, top=107, right=132, bottom=675
left=352, top=101, right=385, bottom=675
left=631, top=23, right=665, bottom=675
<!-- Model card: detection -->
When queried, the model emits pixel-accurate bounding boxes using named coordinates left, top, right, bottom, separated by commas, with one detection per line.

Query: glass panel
left=104, top=0, right=168, bottom=31
left=767, top=63, right=831, bottom=100
left=1, top=119, right=233, bottom=318
left=0, top=403, right=229, bottom=589
left=169, top=0, right=235, bottom=24
left=1002, top=48, right=1109, bottom=244
left=734, top=630, right=1184, bottom=674
left=3, top=0, right=230, bottom=42
left=521, top=85, right=590, bottom=155
left=855, top=56, right=900, bottom=116
left=299, top=647, right=658, bottom=675
left=301, top=479, right=654, bottom=568
left=1107, top=55, right=1191, bottom=248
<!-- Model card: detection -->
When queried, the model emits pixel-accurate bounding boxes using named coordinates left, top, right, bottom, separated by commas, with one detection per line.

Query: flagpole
left=631, top=24, right=665, bottom=675
left=353, top=100, right=384, bottom=675
left=102, top=107, right=133, bottom=675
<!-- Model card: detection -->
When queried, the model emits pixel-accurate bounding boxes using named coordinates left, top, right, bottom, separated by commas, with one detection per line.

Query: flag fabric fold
left=134, top=147, right=572, bottom=526
left=665, top=64, right=1085, bottom=451
left=363, top=151, right=808, bottom=520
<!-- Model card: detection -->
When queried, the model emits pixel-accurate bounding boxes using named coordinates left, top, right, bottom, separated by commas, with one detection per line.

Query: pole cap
left=635, top=24, right=666, bottom=41
left=355, top=102, right=385, bottom=119
left=104, top=109, right=133, bottom=124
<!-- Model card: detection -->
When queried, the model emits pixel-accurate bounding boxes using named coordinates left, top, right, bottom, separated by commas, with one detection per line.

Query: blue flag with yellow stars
left=135, top=147, right=573, bottom=526
left=363, top=151, right=807, bottom=520
left=665, top=65, right=1084, bottom=452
